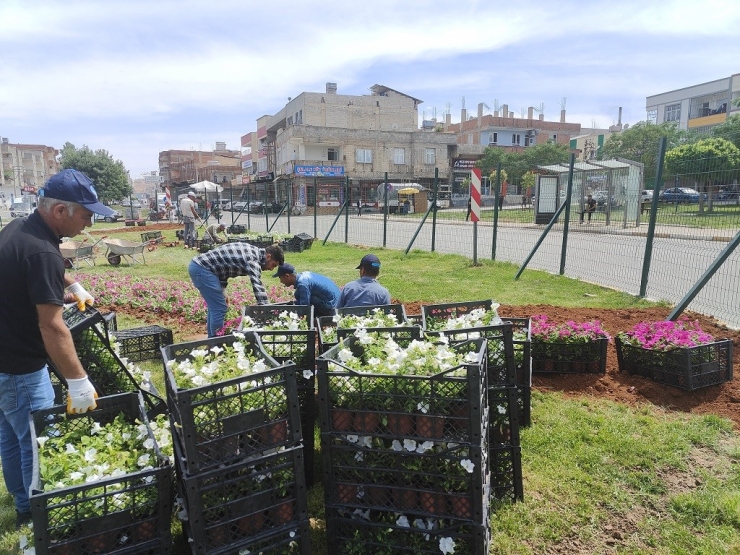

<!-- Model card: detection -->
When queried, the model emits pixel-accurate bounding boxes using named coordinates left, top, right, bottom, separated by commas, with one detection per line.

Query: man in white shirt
left=179, top=192, right=200, bottom=248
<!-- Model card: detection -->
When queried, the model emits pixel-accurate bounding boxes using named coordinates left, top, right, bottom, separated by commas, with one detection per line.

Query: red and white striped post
left=471, top=168, right=482, bottom=264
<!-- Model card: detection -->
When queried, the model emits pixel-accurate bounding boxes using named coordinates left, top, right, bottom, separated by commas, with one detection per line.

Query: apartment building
left=646, top=74, right=740, bottom=132
left=0, top=138, right=59, bottom=201
left=158, top=142, right=241, bottom=190
left=241, top=83, right=458, bottom=208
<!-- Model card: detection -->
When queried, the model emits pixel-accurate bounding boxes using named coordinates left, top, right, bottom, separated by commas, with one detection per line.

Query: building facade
left=646, top=74, right=740, bottom=132
left=158, top=143, right=241, bottom=190
left=241, top=84, right=458, bottom=208
left=0, top=138, right=59, bottom=202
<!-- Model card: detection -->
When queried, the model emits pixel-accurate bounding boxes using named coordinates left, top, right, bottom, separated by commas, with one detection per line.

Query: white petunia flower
left=396, top=515, right=410, bottom=528
left=403, top=439, right=417, bottom=452
left=302, top=369, right=314, bottom=380
left=460, top=459, right=475, bottom=473
left=439, top=536, right=456, bottom=554
left=391, top=440, right=403, bottom=451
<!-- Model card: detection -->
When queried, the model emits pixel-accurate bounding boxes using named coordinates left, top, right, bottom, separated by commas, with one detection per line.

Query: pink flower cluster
left=617, top=319, right=714, bottom=351
left=530, top=314, right=611, bottom=344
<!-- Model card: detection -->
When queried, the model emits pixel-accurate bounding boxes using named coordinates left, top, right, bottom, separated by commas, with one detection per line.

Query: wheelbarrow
left=59, top=232, right=106, bottom=269
left=102, top=238, right=148, bottom=266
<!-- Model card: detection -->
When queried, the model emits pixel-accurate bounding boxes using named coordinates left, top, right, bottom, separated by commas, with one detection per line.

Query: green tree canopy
left=711, top=114, right=740, bottom=150
left=477, top=142, right=570, bottom=187
left=599, top=121, right=683, bottom=182
left=59, top=143, right=132, bottom=203
left=664, top=137, right=740, bottom=184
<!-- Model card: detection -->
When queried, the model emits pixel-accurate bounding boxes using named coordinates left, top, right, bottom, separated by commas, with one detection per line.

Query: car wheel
left=104, top=216, right=115, bottom=223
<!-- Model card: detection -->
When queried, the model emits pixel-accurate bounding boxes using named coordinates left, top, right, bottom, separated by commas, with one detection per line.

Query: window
left=328, top=148, right=338, bottom=161
left=551, top=134, right=557, bottom=143
left=512, top=134, right=520, bottom=145
left=646, top=109, right=657, bottom=124
left=489, top=132, right=498, bottom=145
left=394, top=148, right=405, bottom=165
left=356, top=149, right=372, bottom=163
left=524, top=136, right=531, bottom=147
left=287, top=116, right=293, bottom=126
left=298, top=109, right=302, bottom=124
left=424, top=148, right=435, bottom=165
left=664, top=103, right=681, bottom=122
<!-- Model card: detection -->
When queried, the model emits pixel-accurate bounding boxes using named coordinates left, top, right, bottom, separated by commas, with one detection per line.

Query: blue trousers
left=189, top=260, right=227, bottom=337
left=0, top=367, right=55, bottom=513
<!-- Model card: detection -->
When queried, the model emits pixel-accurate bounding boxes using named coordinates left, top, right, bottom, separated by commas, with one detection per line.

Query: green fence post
left=492, top=163, right=501, bottom=260
left=640, top=137, right=667, bottom=298
left=559, top=154, right=576, bottom=275
left=431, top=168, right=438, bottom=252
left=383, top=172, right=388, bottom=247
left=313, top=177, right=317, bottom=239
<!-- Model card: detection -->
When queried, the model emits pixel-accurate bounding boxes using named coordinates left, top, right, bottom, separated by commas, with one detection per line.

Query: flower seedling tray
left=421, top=299, right=495, bottom=329
left=487, top=386, right=522, bottom=449
left=616, top=337, right=733, bottom=391
left=337, top=303, right=408, bottom=321
left=112, top=325, right=174, bottom=362
left=62, top=304, right=105, bottom=336
left=162, top=333, right=302, bottom=475
left=317, top=337, right=487, bottom=444
left=174, top=440, right=310, bottom=555
left=49, top=323, right=166, bottom=417
left=325, top=513, right=490, bottom=555
left=29, top=393, right=173, bottom=555
left=322, top=435, right=489, bottom=523
left=532, top=338, right=609, bottom=375
left=317, top=315, right=339, bottom=355
left=424, top=322, right=518, bottom=387
left=335, top=325, right=423, bottom=346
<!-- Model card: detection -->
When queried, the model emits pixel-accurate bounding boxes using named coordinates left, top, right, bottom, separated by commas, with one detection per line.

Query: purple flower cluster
left=617, top=319, right=714, bottom=351
left=530, top=314, right=611, bottom=344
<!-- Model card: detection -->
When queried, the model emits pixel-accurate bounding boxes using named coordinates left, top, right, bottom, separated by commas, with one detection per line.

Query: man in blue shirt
left=273, top=263, right=340, bottom=317
left=338, top=253, right=391, bottom=308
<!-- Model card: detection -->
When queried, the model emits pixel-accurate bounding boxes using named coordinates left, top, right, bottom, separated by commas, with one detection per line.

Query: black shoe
left=15, top=510, right=32, bottom=529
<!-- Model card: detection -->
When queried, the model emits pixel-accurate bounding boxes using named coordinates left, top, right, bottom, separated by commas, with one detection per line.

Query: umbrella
left=397, top=187, right=421, bottom=195
left=190, top=180, right=224, bottom=193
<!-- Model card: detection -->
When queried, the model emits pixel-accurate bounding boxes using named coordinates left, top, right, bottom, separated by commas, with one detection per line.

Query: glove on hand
left=66, top=377, right=98, bottom=414
left=67, top=282, right=94, bottom=311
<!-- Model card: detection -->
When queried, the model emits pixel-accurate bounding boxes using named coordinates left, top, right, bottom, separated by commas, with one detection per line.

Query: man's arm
left=246, top=260, right=269, bottom=305
left=37, top=304, right=87, bottom=380
left=294, top=280, right=310, bottom=306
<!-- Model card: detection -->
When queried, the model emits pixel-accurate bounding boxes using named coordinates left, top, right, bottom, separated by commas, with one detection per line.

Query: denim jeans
left=183, top=217, right=196, bottom=247
left=189, top=260, right=227, bottom=337
left=0, top=366, right=55, bottom=513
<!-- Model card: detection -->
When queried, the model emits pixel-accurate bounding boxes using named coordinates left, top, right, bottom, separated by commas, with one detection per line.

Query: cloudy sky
left=2, top=0, right=740, bottom=178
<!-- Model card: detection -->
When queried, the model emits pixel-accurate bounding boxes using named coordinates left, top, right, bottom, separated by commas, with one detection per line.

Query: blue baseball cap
left=356, top=254, right=381, bottom=269
left=40, top=169, right=115, bottom=216
left=273, top=263, right=296, bottom=277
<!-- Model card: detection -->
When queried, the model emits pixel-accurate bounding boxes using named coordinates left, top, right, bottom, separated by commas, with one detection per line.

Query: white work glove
left=66, top=377, right=98, bottom=414
left=66, top=282, right=94, bottom=311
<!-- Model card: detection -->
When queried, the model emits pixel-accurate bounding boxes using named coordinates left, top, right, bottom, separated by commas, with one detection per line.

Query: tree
left=477, top=142, right=569, bottom=191
left=59, top=143, right=131, bottom=203
left=521, top=171, right=536, bottom=196
left=711, top=114, right=740, bottom=150
left=599, top=121, right=684, bottom=184
left=664, top=137, right=740, bottom=212
left=489, top=168, right=508, bottom=194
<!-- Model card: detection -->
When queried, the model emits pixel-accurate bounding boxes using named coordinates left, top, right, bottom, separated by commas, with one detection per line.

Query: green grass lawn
left=0, top=229, right=737, bottom=554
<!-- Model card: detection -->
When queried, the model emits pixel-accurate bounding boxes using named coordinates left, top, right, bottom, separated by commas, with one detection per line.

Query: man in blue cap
left=338, top=253, right=391, bottom=308
left=0, top=168, right=110, bottom=528
left=273, top=263, right=340, bottom=317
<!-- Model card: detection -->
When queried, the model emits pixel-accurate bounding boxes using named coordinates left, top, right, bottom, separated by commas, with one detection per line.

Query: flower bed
left=530, top=315, right=610, bottom=375
left=30, top=393, right=173, bottom=555
left=616, top=319, right=733, bottom=390
left=163, top=332, right=302, bottom=474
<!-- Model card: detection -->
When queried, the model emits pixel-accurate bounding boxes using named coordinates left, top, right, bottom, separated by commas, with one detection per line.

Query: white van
left=11, top=197, right=35, bottom=218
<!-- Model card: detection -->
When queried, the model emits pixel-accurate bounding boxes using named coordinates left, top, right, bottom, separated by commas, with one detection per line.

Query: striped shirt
left=192, top=242, right=268, bottom=304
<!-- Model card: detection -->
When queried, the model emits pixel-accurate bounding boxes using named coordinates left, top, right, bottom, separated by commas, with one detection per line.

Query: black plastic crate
left=251, top=235, right=274, bottom=248
left=162, top=333, right=302, bottom=474
left=616, top=337, right=733, bottom=391
left=279, top=239, right=304, bottom=253
left=317, top=337, right=487, bottom=443
left=425, top=323, right=517, bottom=387
left=293, top=233, right=314, bottom=250
left=62, top=304, right=105, bottom=336
left=487, top=386, right=521, bottom=448
left=50, top=324, right=166, bottom=417
left=317, top=315, right=339, bottom=355
left=175, top=441, right=310, bottom=555
left=102, top=311, right=118, bottom=333
left=30, top=393, right=173, bottom=555
left=336, top=325, right=423, bottom=346
left=238, top=305, right=317, bottom=486
left=326, top=512, right=490, bottom=555
left=517, top=385, right=531, bottom=428
left=112, top=325, right=174, bottom=362
left=227, top=224, right=246, bottom=234
left=532, top=337, right=608, bottom=375
left=421, top=299, right=495, bottom=329
left=489, top=445, right=524, bottom=503
left=505, top=317, right=531, bottom=388
left=322, top=435, right=489, bottom=523
left=140, top=230, right=163, bottom=244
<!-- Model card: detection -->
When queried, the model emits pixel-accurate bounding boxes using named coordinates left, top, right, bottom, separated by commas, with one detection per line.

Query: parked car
left=119, top=199, right=142, bottom=209
left=640, top=190, right=653, bottom=201
left=659, top=187, right=704, bottom=203
left=717, top=187, right=739, bottom=201
left=94, top=210, right=123, bottom=223
left=249, top=201, right=265, bottom=214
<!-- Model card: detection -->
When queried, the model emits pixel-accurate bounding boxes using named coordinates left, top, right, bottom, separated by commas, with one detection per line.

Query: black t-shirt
left=0, top=212, right=65, bottom=374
